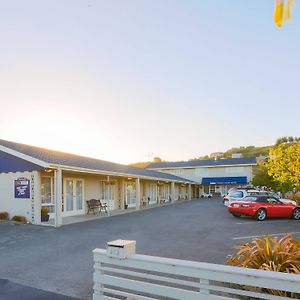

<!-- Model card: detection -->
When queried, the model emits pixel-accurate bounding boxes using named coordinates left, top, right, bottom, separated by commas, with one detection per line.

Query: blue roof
left=147, top=157, right=257, bottom=169
left=0, top=139, right=193, bottom=183
left=202, top=176, right=248, bottom=185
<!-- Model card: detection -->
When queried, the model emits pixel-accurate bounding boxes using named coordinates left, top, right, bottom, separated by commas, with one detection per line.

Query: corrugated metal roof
left=147, top=157, right=257, bottom=169
left=0, top=139, right=192, bottom=182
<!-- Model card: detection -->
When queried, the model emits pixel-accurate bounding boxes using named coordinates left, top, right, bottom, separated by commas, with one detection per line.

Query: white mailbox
left=106, top=239, right=136, bottom=259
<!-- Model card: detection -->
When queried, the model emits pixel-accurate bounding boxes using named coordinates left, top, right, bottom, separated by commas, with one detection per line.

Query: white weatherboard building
left=147, top=157, right=257, bottom=197
left=0, top=139, right=199, bottom=227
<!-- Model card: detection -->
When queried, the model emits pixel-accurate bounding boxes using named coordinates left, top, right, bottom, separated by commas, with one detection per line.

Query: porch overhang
left=201, top=176, right=247, bottom=185
left=48, top=164, right=194, bottom=184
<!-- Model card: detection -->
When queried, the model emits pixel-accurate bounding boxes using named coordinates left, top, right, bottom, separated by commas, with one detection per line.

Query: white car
left=223, top=189, right=260, bottom=206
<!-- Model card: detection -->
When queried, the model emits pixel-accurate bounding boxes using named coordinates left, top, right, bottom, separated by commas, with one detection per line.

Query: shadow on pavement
left=0, top=279, right=79, bottom=300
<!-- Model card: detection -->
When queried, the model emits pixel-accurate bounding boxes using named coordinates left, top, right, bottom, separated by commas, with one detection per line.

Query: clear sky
left=0, top=0, right=299, bottom=164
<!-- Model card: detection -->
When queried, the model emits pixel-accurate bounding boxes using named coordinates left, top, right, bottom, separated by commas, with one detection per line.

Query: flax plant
left=227, top=234, right=300, bottom=298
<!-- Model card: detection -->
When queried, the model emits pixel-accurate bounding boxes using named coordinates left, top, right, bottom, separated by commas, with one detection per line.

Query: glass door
left=63, top=178, right=84, bottom=216
left=125, top=182, right=136, bottom=208
left=149, top=184, right=157, bottom=204
left=41, top=176, right=55, bottom=218
left=99, top=181, right=115, bottom=210
left=76, top=180, right=83, bottom=211
left=66, top=179, right=74, bottom=212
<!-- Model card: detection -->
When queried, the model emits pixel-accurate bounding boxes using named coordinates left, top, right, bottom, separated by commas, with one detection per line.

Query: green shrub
left=0, top=211, right=9, bottom=220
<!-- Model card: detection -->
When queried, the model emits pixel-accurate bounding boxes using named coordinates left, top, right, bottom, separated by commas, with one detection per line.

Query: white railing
left=93, top=248, right=300, bottom=300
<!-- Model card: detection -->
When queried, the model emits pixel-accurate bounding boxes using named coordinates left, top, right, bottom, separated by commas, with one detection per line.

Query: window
left=231, top=191, right=243, bottom=198
left=204, top=186, right=209, bottom=194
left=257, top=197, right=268, bottom=203
left=243, top=196, right=258, bottom=202
left=267, top=197, right=279, bottom=204
left=100, top=181, right=115, bottom=201
left=161, top=185, right=169, bottom=199
left=41, top=177, right=54, bottom=213
left=226, top=167, right=244, bottom=173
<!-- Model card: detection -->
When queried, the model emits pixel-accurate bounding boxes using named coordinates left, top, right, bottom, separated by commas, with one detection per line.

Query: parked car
left=223, top=189, right=260, bottom=206
left=228, top=195, right=300, bottom=221
left=256, top=191, right=297, bottom=205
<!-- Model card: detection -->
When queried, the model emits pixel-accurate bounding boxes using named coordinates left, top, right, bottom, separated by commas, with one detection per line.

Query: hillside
left=129, top=145, right=272, bottom=168
left=129, top=137, right=300, bottom=168
left=222, top=145, right=271, bottom=159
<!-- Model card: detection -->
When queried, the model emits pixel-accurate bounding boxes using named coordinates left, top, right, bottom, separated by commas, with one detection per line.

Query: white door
left=99, top=181, right=115, bottom=210
left=63, top=179, right=84, bottom=216
left=149, top=184, right=157, bottom=204
left=125, top=183, right=136, bottom=208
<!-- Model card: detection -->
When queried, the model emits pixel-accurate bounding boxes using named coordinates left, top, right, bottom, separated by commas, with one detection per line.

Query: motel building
left=0, top=139, right=198, bottom=227
left=146, top=157, right=257, bottom=197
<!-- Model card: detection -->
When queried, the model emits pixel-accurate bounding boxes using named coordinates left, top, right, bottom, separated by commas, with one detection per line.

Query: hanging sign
left=15, top=177, right=30, bottom=198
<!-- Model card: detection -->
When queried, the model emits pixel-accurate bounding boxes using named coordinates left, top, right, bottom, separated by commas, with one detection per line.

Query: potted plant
left=41, top=207, right=50, bottom=222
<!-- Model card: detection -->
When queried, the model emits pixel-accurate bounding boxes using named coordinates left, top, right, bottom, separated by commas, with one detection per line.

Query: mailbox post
left=106, top=239, right=136, bottom=259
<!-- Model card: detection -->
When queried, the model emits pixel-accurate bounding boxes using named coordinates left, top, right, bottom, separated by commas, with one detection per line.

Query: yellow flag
left=283, top=0, right=295, bottom=21
left=274, top=0, right=284, bottom=27
left=274, top=0, right=295, bottom=27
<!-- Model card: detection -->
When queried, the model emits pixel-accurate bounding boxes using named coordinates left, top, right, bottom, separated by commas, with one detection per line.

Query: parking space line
left=232, top=231, right=300, bottom=240
left=235, top=220, right=291, bottom=225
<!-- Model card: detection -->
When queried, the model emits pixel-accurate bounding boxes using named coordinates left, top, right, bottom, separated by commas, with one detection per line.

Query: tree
left=153, top=157, right=162, bottom=163
left=252, top=163, right=276, bottom=189
left=266, top=141, right=300, bottom=193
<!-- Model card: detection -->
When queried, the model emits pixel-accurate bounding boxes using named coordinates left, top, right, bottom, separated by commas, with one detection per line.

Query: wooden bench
left=86, top=199, right=107, bottom=214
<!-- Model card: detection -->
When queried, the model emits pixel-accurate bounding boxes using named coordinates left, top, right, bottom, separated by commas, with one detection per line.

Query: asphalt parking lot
left=0, top=198, right=299, bottom=299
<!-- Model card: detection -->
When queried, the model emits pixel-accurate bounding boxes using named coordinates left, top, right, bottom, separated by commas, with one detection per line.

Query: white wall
left=156, top=166, right=253, bottom=183
left=84, top=175, right=118, bottom=211
left=0, top=171, right=35, bottom=222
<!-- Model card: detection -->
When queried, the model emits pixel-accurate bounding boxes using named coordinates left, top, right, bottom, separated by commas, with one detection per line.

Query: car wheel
left=292, top=208, right=300, bottom=220
left=255, top=208, right=266, bottom=221
left=232, top=213, right=241, bottom=218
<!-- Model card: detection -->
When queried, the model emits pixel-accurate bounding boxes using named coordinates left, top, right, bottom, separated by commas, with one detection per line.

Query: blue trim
left=0, top=151, right=44, bottom=173
left=201, top=176, right=248, bottom=185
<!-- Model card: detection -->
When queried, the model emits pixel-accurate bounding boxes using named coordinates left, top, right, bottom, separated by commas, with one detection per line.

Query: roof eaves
left=49, top=164, right=193, bottom=183
left=0, top=145, right=49, bottom=169
left=148, top=162, right=257, bottom=170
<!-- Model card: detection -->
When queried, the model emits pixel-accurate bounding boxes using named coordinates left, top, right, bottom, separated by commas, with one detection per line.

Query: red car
left=228, top=195, right=300, bottom=221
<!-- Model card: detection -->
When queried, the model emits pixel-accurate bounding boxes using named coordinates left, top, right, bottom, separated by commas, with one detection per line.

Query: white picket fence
left=93, top=248, right=300, bottom=300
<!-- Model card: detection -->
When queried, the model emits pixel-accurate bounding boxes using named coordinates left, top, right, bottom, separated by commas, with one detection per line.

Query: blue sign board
left=15, top=177, right=30, bottom=198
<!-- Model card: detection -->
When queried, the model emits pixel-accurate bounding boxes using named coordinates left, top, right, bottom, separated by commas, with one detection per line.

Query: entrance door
left=125, top=183, right=136, bottom=208
left=63, top=179, right=84, bottom=216
left=149, top=184, right=157, bottom=204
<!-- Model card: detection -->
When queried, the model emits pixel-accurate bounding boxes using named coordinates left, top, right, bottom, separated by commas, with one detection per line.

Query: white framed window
left=99, top=181, right=115, bottom=201
left=41, top=176, right=54, bottom=213
left=160, top=185, right=169, bottom=199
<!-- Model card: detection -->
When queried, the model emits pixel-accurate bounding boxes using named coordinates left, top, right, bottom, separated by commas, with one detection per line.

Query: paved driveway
left=0, top=198, right=299, bottom=299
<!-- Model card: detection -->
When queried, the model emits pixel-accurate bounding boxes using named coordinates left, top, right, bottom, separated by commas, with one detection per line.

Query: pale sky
left=0, top=1, right=299, bottom=164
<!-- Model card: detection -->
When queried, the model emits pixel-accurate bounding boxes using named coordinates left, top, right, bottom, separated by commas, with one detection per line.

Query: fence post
left=199, top=278, right=210, bottom=295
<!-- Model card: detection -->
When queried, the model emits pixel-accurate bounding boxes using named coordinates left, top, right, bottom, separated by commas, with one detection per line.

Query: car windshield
left=243, top=196, right=257, bottom=202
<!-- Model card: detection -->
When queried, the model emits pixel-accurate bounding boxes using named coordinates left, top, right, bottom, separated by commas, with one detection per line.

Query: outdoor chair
left=86, top=199, right=107, bottom=214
